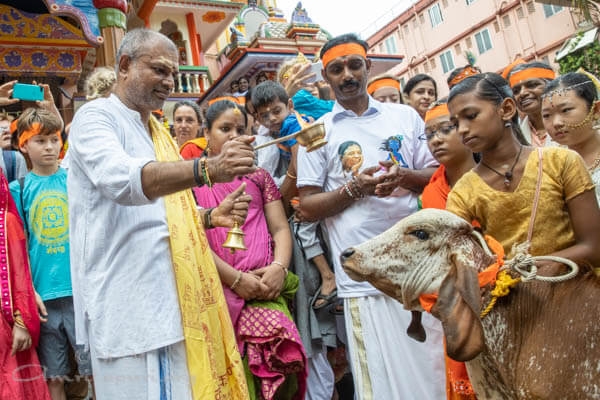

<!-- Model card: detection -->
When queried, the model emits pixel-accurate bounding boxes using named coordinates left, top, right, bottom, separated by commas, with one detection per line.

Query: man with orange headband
left=9, top=107, right=93, bottom=400
left=297, top=33, right=445, bottom=399
left=367, top=74, right=403, bottom=104
left=507, top=61, right=557, bottom=147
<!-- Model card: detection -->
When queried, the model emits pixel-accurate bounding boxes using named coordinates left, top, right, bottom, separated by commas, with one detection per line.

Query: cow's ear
left=431, top=252, right=484, bottom=361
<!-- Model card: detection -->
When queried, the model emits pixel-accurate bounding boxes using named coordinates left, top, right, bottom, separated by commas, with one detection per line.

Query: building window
left=424, top=62, right=430, bottom=72
left=429, top=4, right=443, bottom=27
left=526, top=0, right=536, bottom=14
left=399, top=77, right=406, bottom=91
left=466, top=0, right=476, bottom=4
left=430, top=58, right=436, bottom=69
left=503, top=14, right=511, bottom=27
left=516, top=6, right=525, bottom=19
left=493, top=21, right=500, bottom=33
left=454, top=43, right=462, bottom=55
left=475, top=28, right=492, bottom=54
left=404, top=24, right=410, bottom=35
left=440, top=50, right=455, bottom=73
left=419, top=13, right=425, bottom=24
left=465, top=36, right=473, bottom=48
left=384, top=36, right=397, bottom=54
left=543, top=4, right=563, bottom=17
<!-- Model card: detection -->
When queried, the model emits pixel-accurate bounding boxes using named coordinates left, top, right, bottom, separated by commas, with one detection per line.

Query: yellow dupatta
left=149, top=116, right=249, bottom=400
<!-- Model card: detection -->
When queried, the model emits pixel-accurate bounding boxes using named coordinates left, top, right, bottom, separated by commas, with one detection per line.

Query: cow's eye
left=409, top=230, right=429, bottom=240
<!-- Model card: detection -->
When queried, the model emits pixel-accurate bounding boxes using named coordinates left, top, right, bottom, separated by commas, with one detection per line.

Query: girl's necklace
left=588, top=153, right=600, bottom=172
left=480, top=145, right=524, bottom=187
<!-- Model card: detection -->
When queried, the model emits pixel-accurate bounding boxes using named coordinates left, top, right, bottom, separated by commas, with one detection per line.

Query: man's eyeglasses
left=420, top=123, right=457, bottom=142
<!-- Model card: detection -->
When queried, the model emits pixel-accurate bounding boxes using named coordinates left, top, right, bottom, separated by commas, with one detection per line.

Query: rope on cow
left=505, top=241, right=579, bottom=283
left=477, top=239, right=579, bottom=319
left=480, top=270, right=521, bottom=318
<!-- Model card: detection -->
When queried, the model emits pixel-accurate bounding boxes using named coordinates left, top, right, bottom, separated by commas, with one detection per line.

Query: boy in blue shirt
left=251, top=81, right=337, bottom=310
left=10, top=108, right=92, bottom=400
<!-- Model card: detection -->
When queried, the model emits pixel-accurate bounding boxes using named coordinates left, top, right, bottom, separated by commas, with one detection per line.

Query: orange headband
left=18, top=122, right=62, bottom=148
left=424, top=104, right=449, bottom=123
left=448, top=66, right=480, bottom=88
left=9, top=119, right=17, bottom=134
left=208, top=96, right=240, bottom=106
left=509, top=67, right=555, bottom=87
left=501, top=58, right=525, bottom=79
left=367, top=78, right=400, bottom=95
left=322, top=43, right=367, bottom=68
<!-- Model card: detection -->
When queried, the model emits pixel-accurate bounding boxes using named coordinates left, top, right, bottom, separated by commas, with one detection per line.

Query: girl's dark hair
left=448, top=72, right=528, bottom=145
left=403, top=74, right=438, bottom=99
left=205, top=100, right=247, bottom=129
left=543, top=72, right=598, bottom=109
left=173, top=100, right=202, bottom=124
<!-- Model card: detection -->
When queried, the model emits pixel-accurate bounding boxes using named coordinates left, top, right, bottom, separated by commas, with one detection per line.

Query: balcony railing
left=175, top=65, right=211, bottom=96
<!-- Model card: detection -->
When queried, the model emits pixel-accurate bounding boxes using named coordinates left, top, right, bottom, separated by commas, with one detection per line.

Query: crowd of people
left=0, top=26, right=599, bottom=400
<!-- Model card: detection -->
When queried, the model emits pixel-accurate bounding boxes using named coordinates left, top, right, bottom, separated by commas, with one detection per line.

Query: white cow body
left=341, top=209, right=600, bottom=399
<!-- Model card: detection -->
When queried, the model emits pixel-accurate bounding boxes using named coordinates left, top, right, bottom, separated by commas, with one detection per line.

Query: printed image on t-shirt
left=380, top=135, right=408, bottom=168
left=338, top=141, right=363, bottom=177
left=30, top=189, right=69, bottom=254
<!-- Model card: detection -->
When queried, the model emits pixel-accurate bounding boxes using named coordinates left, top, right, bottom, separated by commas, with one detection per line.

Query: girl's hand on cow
left=211, top=183, right=252, bottom=228
left=250, top=263, right=286, bottom=300
left=233, top=272, right=269, bottom=300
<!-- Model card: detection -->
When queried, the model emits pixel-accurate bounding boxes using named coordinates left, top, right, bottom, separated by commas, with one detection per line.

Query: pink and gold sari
left=194, top=169, right=307, bottom=400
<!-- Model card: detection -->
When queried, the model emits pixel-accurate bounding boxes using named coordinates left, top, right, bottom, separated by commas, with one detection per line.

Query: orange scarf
left=421, top=165, right=450, bottom=210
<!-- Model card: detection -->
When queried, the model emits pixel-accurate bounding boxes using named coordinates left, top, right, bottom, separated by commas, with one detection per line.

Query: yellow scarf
left=149, top=116, right=249, bottom=399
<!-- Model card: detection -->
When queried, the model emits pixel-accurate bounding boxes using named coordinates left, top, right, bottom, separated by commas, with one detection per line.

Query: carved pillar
left=93, top=0, right=127, bottom=67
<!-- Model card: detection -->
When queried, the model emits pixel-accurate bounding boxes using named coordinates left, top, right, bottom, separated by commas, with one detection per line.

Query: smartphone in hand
left=305, top=61, right=323, bottom=84
left=12, top=83, right=44, bottom=102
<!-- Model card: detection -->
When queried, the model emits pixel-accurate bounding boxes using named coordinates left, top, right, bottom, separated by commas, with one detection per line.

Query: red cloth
left=179, top=138, right=206, bottom=160
left=0, top=175, right=51, bottom=400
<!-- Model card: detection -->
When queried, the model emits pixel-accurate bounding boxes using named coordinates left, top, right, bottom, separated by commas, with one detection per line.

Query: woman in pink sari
left=193, top=100, right=307, bottom=400
left=0, top=173, right=51, bottom=399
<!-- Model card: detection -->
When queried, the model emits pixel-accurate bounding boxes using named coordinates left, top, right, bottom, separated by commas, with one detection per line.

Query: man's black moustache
left=340, top=81, right=359, bottom=89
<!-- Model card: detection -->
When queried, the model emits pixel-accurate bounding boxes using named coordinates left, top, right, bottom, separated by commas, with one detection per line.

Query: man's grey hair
left=115, top=29, right=177, bottom=71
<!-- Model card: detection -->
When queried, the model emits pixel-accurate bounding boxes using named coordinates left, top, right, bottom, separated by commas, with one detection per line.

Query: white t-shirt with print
left=297, top=98, right=437, bottom=298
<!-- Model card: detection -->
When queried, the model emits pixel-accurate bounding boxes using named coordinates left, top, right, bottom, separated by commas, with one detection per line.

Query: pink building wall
left=367, top=0, right=583, bottom=96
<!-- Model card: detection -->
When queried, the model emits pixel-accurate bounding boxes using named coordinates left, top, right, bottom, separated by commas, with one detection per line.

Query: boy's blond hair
left=85, top=66, right=116, bottom=100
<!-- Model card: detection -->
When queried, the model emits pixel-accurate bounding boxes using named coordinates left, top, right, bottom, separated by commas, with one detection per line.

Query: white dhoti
left=344, top=295, right=446, bottom=400
left=90, top=341, right=193, bottom=400
left=305, top=346, right=335, bottom=400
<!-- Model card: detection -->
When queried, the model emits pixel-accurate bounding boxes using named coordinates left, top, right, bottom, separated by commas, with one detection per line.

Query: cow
left=340, top=208, right=600, bottom=399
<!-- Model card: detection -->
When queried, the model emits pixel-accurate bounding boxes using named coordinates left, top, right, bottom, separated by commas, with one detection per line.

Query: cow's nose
left=340, top=248, right=355, bottom=260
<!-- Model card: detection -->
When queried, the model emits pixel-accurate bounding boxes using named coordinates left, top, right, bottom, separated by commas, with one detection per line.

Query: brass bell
left=222, top=221, right=247, bottom=253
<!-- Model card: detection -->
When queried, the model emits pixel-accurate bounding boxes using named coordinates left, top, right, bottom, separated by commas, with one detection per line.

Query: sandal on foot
left=311, top=286, right=338, bottom=310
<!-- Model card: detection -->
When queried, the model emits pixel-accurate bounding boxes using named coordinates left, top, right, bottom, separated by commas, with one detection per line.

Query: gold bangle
left=230, top=270, right=243, bottom=290
left=272, top=260, right=288, bottom=276
left=286, top=171, right=297, bottom=180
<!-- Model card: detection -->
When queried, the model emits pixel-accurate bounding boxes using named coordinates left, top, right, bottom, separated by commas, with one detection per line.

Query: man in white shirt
left=297, top=33, right=446, bottom=399
left=68, top=29, right=255, bottom=399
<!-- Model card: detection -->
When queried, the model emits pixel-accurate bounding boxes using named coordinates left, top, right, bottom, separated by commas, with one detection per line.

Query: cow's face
left=341, top=209, right=476, bottom=310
